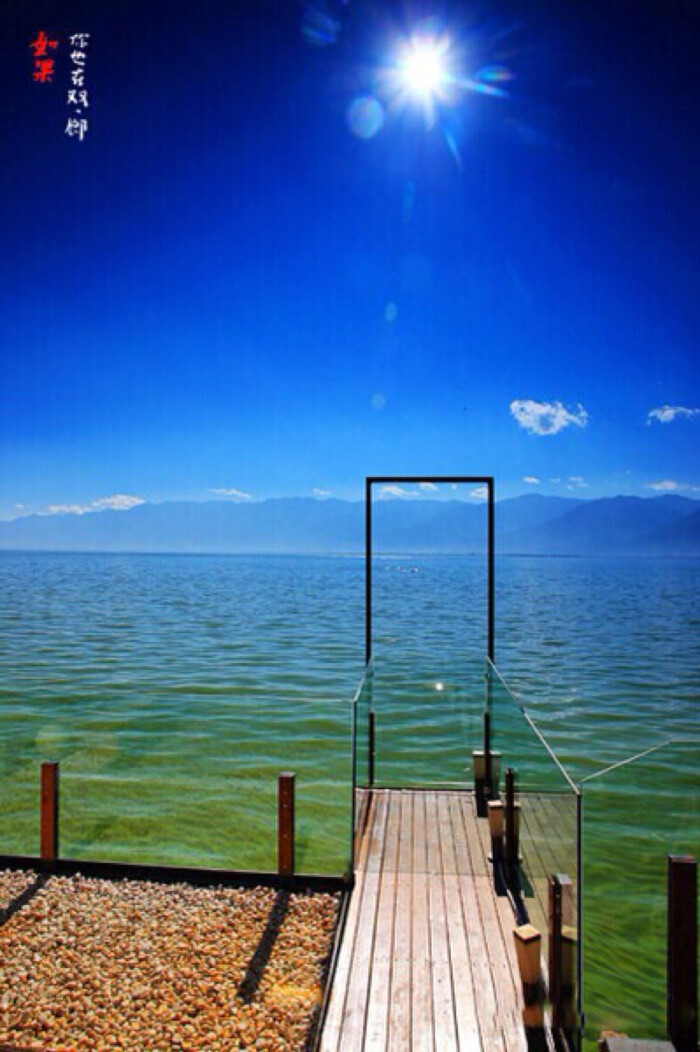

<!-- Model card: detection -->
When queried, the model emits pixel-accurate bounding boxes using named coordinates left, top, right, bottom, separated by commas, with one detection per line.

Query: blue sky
left=1, top=0, right=699, bottom=519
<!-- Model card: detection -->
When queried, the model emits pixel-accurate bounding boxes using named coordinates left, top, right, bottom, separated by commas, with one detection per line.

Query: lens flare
left=346, top=95, right=385, bottom=139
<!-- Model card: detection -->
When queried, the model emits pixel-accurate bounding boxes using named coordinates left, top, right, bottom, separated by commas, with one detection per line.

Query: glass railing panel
left=1, top=687, right=355, bottom=878
left=488, top=659, right=580, bottom=1031
left=351, top=662, right=374, bottom=867
left=369, top=527, right=488, bottom=788
left=353, top=661, right=373, bottom=793
left=581, top=738, right=699, bottom=1047
left=0, top=553, right=362, bottom=878
left=370, top=655, right=484, bottom=786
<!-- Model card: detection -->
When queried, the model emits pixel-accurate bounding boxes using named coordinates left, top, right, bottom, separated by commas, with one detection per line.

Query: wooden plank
left=388, top=792, right=413, bottom=1051
left=337, top=791, right=390, bottom=1052
left=469, top=791, right=539, bottom=1050
left=438, top=792, right=458, bottom=876
left=364, top=792, right=401, bottom=1050
left=336, top=791, right=389, bottom=1047
left=451, top=793, right=507, bottom=1052
left=412, top=792, right=435, bottom=1052
left=397, top=790, right=413, bottom=874
left=440, top=794, right=480, bottom=1050
left=427, top=794, right=459, bottom=1052
left=449, top=791, right=473, bottom=877
left=425, top=789, right=441, bottom=875
left=321, top=794, right=378, bottom=1051
left=443, top=873, right=482, bottom=1050
left=322, top=792, right=382, bottom=1051
left=474, top=874, right=527, bottom=1051
left=461, top=791, right=489, bottom=877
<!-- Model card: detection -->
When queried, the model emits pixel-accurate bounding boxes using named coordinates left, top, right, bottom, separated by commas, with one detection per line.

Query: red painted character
left=32, top=59, right=56, bottom=83
left=29, top=31, right=58, bottom=57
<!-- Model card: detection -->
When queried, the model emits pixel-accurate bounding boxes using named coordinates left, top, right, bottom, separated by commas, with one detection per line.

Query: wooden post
left=368, top=711, right=375, bottom=787
left=473, top=749, right=501, bottom=816
left=549, top=875, right=562, bottom=1021
left=561, top=923, right=578, bottom=1030
left=505, top=767, right=519, bottom=869
left=40, top=761, right=59, bottom=860
left=277, top=773, right=295, bottom=878
left=488, top=800, right=504, bottom=861
left=667, top=855, right=697, bottom=1052
left=514, top=923, right=544, bottom=1028
left=549, top=873, right=575, bottom=1030
left=484, top=710, right=492, bottom=799
left=473, top=750, right=484, bottom=784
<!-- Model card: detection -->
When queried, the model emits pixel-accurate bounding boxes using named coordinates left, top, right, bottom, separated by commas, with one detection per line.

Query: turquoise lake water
left=0, top=551, right=697, bottom=1042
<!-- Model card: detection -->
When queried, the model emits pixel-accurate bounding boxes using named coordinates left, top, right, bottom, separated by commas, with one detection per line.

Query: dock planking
left=321, top=788, right=550, bottom=1051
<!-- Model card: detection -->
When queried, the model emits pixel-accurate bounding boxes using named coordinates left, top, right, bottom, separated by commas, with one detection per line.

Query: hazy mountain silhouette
left=1, top=494, right=698, bottom=555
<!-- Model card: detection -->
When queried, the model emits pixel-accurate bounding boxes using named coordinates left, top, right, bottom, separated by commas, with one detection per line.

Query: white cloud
left=379, top=485, right=420, bottom=499
left=45, top=504, right=89, bottom=516
left=646, top=479, right=680, bottom=492
left=522, top=476, right=540, bottom=485
left=510, top=399, right=588, bottom=436
left=567, top=476, right=589, bottom=490
left=420, top=482, right=438, bottom=491
left=91, top=494, right=145, bottom=511
left=43, top=494, right=145, bottom=516
left=210, top=488, right=251, bottom=500
left=312, top=488, right=332, bottom=498
left=550, top=477, right=561, bottom=483
left=647, top=405, right=700, bottom=425
left=470, top=486, right=488, bottom=500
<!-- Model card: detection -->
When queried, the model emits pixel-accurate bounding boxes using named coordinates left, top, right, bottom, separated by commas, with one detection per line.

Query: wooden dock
left=321, top=788, right=552, bottom=1051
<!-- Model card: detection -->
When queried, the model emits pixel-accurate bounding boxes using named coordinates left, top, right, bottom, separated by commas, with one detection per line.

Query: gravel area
left=0, top=874, right=339, bottom=1051
left=0, top=869, right=37, bottom=912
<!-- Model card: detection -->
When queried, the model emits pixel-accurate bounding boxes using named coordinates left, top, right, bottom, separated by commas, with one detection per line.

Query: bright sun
left=399, top=40, right=448, bottom=99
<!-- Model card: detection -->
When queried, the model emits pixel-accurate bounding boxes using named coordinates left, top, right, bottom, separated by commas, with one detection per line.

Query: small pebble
left=0, top=873, right=339, bottom=1050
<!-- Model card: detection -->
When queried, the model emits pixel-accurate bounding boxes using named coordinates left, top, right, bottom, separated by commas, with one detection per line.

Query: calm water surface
left=0, top=552, right=697, bottom=1041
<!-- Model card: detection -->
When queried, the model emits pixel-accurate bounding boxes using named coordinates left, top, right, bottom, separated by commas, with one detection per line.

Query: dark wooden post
left=488, top=800, right=504, bottom=860
left=368, top=710, right=375, bottom=787
left=549, top=874, right=562, bottom=1021
left=473, top=749, right=485, bottom=811
left=668, top=855, right=697, bottom=1052
left=484, top=709, right=495, bottom=803
left=277, top=773, right=296, bottom=878
left=40, top=761, right=59, bottom=860
left=505, top=767, right=520, bottom=869
left=549, top=873, right=575, bottom=1030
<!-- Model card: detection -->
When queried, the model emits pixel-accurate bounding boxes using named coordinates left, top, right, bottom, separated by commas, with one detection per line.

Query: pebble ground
left=0, top=871, right=339, bottom=1051
left=0, top=868, right=37, bottom=912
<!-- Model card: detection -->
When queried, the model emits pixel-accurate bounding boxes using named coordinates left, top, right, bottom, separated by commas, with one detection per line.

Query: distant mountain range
left=0, top=494, right=699, bottom=556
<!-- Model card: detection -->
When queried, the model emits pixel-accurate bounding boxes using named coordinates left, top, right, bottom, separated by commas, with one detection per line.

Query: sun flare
left=399, top=40, right=448, bottom=99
